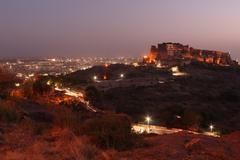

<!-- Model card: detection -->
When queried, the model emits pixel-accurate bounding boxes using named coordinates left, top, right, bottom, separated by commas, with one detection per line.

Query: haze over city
left=0, top=0, right=240, bottom=59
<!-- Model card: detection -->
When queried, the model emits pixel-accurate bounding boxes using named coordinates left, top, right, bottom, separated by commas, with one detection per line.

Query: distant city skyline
left=0, top=0, right=240, bottom=59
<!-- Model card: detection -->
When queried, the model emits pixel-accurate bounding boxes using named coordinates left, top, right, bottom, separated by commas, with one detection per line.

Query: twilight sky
left=0, top=0, right=240, bottom=59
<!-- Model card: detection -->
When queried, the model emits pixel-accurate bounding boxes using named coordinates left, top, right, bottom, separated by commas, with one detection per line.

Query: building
left=143, top=42, right=233, bottom=66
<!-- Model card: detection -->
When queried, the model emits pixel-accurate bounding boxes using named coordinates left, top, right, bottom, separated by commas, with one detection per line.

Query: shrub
left=32, top=79, right=53, bottom=96
left=63, top=100, right=87, bottom=112
left=78, top=142, right=100, bottom=160
left=219, top=90, right=239, bottom=102
left=80, top=114, right=138, bottom=150
left=19, top=119, right=51, bottom=135
left=33, top=122, right=51, bottom=135
left=0, top=106, right=19, bottom=123
left=84, top=86, right=102, bottom=107
left=0, top=92, right=8, bottom=99
left=53, top=108, right=83, bottom=135
left=181, top=109, right=202, bottom=130
left=29, top=111, right=54, bottom=123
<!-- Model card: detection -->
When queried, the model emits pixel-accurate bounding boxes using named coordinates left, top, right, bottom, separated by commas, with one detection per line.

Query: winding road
left=54, top=86, right=98, bottom=112
left=54, top=86, right=219, bottom=137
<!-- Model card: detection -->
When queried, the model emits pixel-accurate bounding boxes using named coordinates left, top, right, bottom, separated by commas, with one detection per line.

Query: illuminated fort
left=143, top=42, right=233, bottom=66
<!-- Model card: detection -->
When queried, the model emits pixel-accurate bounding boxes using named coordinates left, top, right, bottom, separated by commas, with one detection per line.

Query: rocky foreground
left=117, top=131, right=240, bottom=160
left=0, top=124, right=239, bottom=160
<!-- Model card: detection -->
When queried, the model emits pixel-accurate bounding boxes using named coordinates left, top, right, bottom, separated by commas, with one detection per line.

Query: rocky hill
left=63, top=63, right=240, bottom=134
left=0, top=63, right=240, bottom=159
left=102, top=63, right=240, bottom=133
left=116, top=131, right=240, bottom=160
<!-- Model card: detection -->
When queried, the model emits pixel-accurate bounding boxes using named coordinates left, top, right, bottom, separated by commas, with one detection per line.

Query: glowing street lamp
left=145, top=116, right=151, bottom=133
left=15, top=83, right=20, bottom=87
left=93, top=76, right=97, bottom=81
left=103, top=75, right=107, bottom=80
left=120, top=73, right=124, bottom=78
left=209, top=124, right=214, bottom=132
left=47, top=80, right=51, bottom=86
left=104, top=64, right=109, bottom=68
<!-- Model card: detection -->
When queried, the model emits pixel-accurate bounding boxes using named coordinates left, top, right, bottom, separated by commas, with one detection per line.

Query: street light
left=47, top=80, right=51, bottom=86
left=103, top=75, right=107, bottom=80
left=15, top=83, right=20, bottom=87
left=120, top=73, right=124, bottom=78
left=104, top=64, right=109, bottom=68
left=93, top=76, right=97, bottom=81
left=145, top=116, right=151, bottom=133
left=209, top=124, right=214, bottom=132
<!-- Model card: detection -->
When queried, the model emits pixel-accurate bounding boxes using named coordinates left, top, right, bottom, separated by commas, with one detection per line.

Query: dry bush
left=64, top=131, right=102, bottom=160
left=0, top=100, right=20, bottom=123
left=52, top=107, right=82, bottom=135
left=80, top=113, right=139, bottom=150
left=1, top=128, right=102, bottom=160
left=35, top=129, right=100, bottom=160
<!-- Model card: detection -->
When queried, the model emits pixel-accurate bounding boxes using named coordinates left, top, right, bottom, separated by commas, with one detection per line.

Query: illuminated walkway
left=132, top=124, right=220, bottom=137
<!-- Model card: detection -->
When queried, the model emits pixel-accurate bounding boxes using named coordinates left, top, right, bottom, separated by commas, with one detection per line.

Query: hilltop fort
left=143, top=42, right=234, bottom=66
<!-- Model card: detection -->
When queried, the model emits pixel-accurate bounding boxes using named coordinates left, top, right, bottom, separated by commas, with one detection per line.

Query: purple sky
left=0, top=0, right=239, bottom=59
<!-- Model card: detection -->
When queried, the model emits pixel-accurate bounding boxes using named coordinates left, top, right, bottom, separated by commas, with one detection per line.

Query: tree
left=182, top=109, right=202, bottom=131
left=0, top=67, right=20, bottom=97
left=84, top=86, right=102, bottom=107
left=80, top=114, right=138, bottom=150
left=32, top=79, right=52, bottom=96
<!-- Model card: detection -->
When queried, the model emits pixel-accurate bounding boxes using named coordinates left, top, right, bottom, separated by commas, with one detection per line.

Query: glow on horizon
left=0, top=0, right=239, bottom=59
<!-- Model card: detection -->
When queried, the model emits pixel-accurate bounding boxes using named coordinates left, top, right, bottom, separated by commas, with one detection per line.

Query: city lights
left=16, top=73, right=23, bottom=78
left=1, top=57, right=139, bottom=77
left=50, top=58, right=56, bottom=62
left=143, top=55, right=148, bottom=59
left=132, top=62, right=139, bottom=67
left=15, top=83, right=20, bottom=87
left=28, top=73, right=34, bottom=77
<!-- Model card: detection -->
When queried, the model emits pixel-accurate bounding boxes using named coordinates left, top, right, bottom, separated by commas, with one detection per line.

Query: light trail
left=132, top=124, right=220, bottom=137
left=54, top=87, right=97, bottom=112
